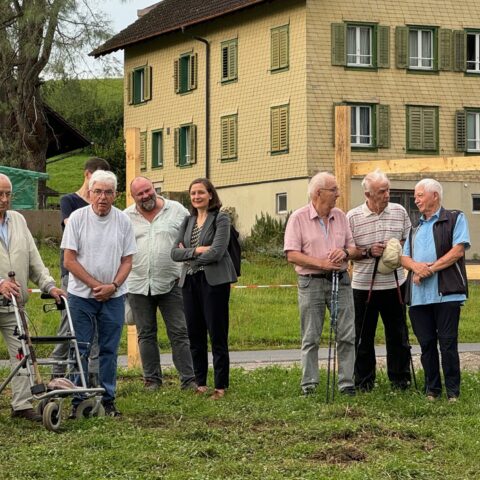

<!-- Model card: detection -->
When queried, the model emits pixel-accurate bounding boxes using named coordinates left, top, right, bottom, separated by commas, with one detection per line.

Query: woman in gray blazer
left=171, top=178, right=237, bottom=400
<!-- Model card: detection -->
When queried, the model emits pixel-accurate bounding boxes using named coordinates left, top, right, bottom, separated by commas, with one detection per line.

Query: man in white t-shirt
left=61, top=170, right=137, bottom=416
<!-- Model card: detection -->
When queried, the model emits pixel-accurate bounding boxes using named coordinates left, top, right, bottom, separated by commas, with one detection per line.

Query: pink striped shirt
left=284, top=203, right=355, bottom=275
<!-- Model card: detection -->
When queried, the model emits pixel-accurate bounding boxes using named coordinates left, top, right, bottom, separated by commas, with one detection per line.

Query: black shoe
left=340, top=386, right=356, bottom=397
left=11, top=408, right=42, bottom=422
left=103, top=401, right=122, bottom=417
left=392, top=380, right=410, bottom=391
left=302, top=385, right=317, bottom=396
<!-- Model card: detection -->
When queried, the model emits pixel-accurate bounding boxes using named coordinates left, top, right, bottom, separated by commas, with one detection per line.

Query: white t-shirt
left=61, top=205, right=137, bottom=299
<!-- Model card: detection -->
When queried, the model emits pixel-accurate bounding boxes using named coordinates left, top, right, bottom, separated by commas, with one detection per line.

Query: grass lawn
left=0, top=367, right=479, bottom=479
left=1, top=248, right=480, bottom=359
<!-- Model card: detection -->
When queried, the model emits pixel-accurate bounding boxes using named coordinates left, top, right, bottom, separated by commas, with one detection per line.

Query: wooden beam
left=335, top=106, right=351, bottom=211
left=351, top=155, right=480, bottom=176
left=125, top=128, right=141, bottom=369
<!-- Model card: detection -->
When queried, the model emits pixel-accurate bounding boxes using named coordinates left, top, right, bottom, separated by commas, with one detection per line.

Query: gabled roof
left=91, top=0, right=271, bottom=58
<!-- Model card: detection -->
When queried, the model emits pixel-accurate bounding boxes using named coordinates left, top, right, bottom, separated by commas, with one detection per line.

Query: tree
left=0, top=1, right=114, bottom=172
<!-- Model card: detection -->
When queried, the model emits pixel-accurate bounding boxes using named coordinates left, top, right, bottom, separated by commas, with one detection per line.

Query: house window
left=151, top=130, right=163, bottom=168
left=351, top=105, right=372, bottom=146
left=221, top=39, right=237, bottom=82
left=409, top=28, right=434, bottom=69
left=467, top=32, right=480, bottom=73
left=174, top=124, right=197, bottom=167
left=407, top=106, right=438, bottom=153
left=271, top=105, right=289, bottom=154
left=467, top=112, right=480, bottom=152
left=140, top=131, right=147, bottom=171
left=347, top=26, right=372, bottom=66
left=128, top=66, right=152, bottom=105
left=220, top=115, right=237, bottom=161
left=276, top=193, right=287, bottom=214
left=271, top=25, right=289, bottom=72
left=472, top=195, right=480, bottom=212
left=174, top=53, right=197, bottom=94
left=390, top=189, right=421, bottom=226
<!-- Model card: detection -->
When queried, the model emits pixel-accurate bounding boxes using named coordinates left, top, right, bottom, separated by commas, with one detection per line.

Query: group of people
left=0, top=160, right=469, bottom=423
left=284, top=170, right=469, bottom=402
left=0, top=159, right=236, bottom=422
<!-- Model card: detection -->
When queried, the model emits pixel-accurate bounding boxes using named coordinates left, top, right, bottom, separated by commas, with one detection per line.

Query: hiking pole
left=355, top=257, right=380, bottom=391
left=326, top=271, right=339, bottom=403
left=393, top=269, right=418, bottom=390
left=8, top=271, right=46, bottom=395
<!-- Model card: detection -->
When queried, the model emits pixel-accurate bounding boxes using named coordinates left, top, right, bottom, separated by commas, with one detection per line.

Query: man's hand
left=0, top=279, right=20, bottom=299
left=413, top=262, right=435, bottom=279
left=92, top=284, right=116, bottom=302
left=327, top=248, right=347, bottom=265
left=49, top=287, right=65, bottom=303
left=195, top=246, right=210, bottom=255
left=369, top=242, right=385, bottom=258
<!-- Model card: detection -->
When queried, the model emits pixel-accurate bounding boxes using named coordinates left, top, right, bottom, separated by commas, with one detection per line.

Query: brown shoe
left=11, top=408, right=42, bottom=422
left=194, top=386, right=209, bottom=395
left=209, top=389, right=225, bottom=400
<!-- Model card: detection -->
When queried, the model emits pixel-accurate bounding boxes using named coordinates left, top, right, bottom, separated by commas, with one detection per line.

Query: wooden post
left=334, top=105, right=351, bottom=212
left=125, top=128, right=141, bottom=369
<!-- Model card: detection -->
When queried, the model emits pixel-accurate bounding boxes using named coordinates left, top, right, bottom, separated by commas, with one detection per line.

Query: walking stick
left=393, top=269, right=418, bottom=390
left=8, top=271, right=46, bottom=394
left=326, top=271, right=339, bottom=403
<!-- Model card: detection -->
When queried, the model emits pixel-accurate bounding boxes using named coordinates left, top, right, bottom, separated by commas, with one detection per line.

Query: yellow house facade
left=93, top=0, right=480, bottom=256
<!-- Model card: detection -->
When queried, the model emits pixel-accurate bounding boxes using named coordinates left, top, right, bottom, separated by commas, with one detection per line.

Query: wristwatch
left=342, top=248, right=349, bottom=260
left=361, top=248, right=369, bottom=259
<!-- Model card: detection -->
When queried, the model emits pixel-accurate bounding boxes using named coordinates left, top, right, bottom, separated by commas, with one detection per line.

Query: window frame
left=270, top=104, right=289, bottom=155
left=346, top=24, right=374, bottom=67
left=466, top=109, right=480, bottom=153
left=466, top=30, right=480, bottom=73
left=174, top=53, right=197, bottom=94
left=408, top=26, right=437, bottom=71
left=472, top=194, right=480, bottom=213
left=151, top=129, right=163, bottom=169
left=129, top=65, right=152, bottom=105
left=174, top=124, right=197, bottom=167
left=270, top=24, right=289, bottom=73
left=276, top=192, right=288, bottom=214
left=406, top=105, right=439, bottom=154
left=221, top=39, right=238, bottom=83
left=350, top=104, right=375, bottom=148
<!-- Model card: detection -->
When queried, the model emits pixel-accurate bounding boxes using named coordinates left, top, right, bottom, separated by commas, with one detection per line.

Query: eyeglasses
left=318, top=187, right=339, bottom=193
left=91, top=189, right=115, bottom=197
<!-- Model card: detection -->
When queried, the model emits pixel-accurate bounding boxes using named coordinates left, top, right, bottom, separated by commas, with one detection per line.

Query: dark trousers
left=182, top=271, right=230, bottom=389
left=353, top=285, right=411, bottom=390
left=409, top=301, right=461, bottom=398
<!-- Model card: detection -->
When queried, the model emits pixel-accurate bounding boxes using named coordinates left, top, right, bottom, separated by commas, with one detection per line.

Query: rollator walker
left=0, top=272, right=104, bottom=431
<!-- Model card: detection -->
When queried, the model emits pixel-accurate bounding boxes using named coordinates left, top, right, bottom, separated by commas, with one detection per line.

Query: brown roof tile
left=91, top=0, right=271, bottom=57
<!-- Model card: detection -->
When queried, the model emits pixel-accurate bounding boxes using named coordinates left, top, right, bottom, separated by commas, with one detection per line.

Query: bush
left=243, top=212, right=289, bottom=257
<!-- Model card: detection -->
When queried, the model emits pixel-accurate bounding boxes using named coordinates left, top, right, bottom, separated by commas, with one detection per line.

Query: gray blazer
left=171, top=211, right=238, bottom=287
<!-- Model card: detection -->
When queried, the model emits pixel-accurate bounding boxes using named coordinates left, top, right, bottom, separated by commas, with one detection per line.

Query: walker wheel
left=43, top=402, right=61, bottom=432
left=75, top=398, right=105, bottom=419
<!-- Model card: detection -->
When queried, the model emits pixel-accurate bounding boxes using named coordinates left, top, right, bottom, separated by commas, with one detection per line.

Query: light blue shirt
left=0, top=211, right=10, bottom=249
left=404, top=208, right=470, bottom=306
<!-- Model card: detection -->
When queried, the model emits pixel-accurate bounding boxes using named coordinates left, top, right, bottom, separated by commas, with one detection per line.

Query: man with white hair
left=284, top=172, right=356, bottom=396
left=0, top=173, right=64, bottom=421
left=62, top=170, right=137, bottom=416
left=402, top=178, right=469, bottom=402
left=347, top=170, right=412, bottom=392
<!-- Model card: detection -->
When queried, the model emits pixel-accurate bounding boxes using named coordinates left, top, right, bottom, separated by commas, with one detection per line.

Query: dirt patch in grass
left=327, top=424, right=424, bottom=443
left=310, top=444, right=367, bottom=464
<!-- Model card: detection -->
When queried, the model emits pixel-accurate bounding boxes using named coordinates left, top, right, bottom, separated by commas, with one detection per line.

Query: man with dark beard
left=125, top=177, right=196, bottom=391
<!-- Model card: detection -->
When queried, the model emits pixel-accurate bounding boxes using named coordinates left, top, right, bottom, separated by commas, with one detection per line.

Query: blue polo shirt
left=0, top=211, right=10, bottom=249
left=403, top=208, right=470, bottom=306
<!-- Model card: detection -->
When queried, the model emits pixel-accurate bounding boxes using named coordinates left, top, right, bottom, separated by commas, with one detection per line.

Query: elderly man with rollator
left=284, top=171, right=356, bottom=397
left=347, top=170, right=412, bottom=392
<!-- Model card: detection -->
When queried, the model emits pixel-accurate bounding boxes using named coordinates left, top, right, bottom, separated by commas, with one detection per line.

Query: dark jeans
left=353, top=285, right=411, bottom=390
left=128, top=287, right=195, bottom=388
left=409, top=301, right=461, bottom=398
left=182, top=271, right=230, bottom=390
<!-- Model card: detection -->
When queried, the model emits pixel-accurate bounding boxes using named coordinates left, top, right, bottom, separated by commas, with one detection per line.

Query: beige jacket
left=0, top=211, right=55, bottom=305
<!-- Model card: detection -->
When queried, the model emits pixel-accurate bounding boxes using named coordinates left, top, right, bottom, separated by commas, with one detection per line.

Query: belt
left=301, top=271, right=345, bottom=281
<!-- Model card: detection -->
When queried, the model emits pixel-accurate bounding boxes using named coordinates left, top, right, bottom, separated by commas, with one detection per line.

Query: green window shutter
left=189, top=53, right=197, bottom=90
left=174, top=60, right=180, bottom=93
left=408, top=107, right=423, bottom=150
left=221, top=116, right=229, bottom=159
left=395, top=26, right=408, bottom=69
left=221, top=115, right=238, bottom=160
left=144, top=66, right=152, bottom=101
left=279, top=106, right=289, bottom=151
left=376, top=104, right=390, bottom=148
left=279, top=26, right=289, bottom=69
left=229, top=41, right=237, bottom=79
left=230, top=115, right=237, bottom=158
left=422, top=108, right=437, bottom=151
left=331, top=23, right=346, bottom=66
left=455, top=110, right=467, bottom=152
left=439, top=29, right=452, bottom=71
left=271, top=107, right=280, bottom=152
left=189, top=125, right=197, bottom=164
left=271, top=28, right=280, bottom=70
left=221, top=44, right=229, bottom=81
left=127, top=71, right=133, bottom=105
left=140, top=132, right=147, bottom=170
left=174, top=128, right=180, bottom=165
left=453, top=30, right=466, bottom=72
left=377, top=25, right=390, bottom=68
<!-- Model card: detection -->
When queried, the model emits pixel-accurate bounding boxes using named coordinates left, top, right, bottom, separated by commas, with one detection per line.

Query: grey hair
left=361, top=169, right=390, bottom=192
left=308, top=172, right=335, bottom=199
left=89, top=170, right=117, bottom=191
left=0, top=174, right=12, bottom=190
left=415, top=178, right=443, bottom=201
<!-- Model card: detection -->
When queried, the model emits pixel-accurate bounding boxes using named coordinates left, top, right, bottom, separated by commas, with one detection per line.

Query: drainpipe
left=182, top=28, right=210, bottom=179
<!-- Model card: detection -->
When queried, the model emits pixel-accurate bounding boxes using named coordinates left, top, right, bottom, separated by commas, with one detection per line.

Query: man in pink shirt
left=284, top=172, right=357, bottom=396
